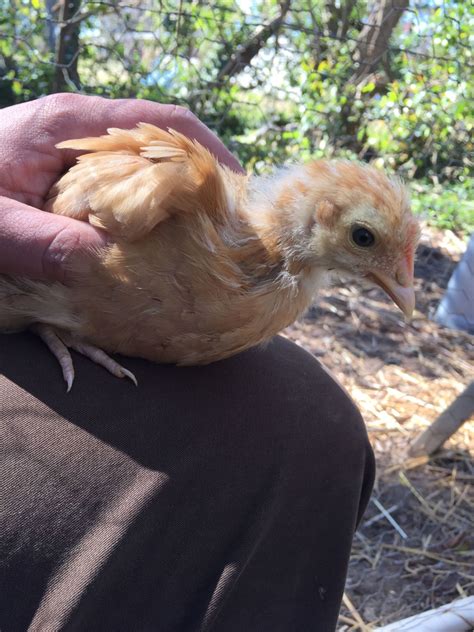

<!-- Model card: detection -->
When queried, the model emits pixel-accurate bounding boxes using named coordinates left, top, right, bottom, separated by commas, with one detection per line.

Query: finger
left=39, top=94, right=245, bottom=173
left=0, top=196, right=108, bottom=282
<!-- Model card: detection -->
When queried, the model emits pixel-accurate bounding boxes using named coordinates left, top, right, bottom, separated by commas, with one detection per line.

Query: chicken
left=0, top=125, right=420, bottom=389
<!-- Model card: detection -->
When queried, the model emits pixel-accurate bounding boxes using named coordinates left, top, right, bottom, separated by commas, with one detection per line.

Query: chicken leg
left=32, top=324, right=137, bottom=391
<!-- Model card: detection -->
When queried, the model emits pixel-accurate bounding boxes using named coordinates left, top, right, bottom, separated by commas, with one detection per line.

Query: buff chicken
left=0, top=124, right=420, bottom=389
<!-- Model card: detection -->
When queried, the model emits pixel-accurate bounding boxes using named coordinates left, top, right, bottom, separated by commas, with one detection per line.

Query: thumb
left=0, top=197, right=109, bottom=283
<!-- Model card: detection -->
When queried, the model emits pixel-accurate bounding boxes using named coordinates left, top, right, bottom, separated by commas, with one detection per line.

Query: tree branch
left=215, top=0, right=291, bottom=84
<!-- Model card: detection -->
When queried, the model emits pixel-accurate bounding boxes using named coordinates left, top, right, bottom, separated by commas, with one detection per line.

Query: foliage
left=0, top=0, right=472, bottom=232
left=412, top=178, right=474, bottom=233
left=0, top=0, right=54, bottom=104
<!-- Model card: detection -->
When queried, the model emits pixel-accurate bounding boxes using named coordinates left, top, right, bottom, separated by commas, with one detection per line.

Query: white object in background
left=435, top=232, right=474, bottom=334
left=374, top=596, right=474, bottom=631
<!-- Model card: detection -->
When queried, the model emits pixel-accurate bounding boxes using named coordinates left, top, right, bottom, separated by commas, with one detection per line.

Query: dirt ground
left=283, top=224, right=474, bottom=630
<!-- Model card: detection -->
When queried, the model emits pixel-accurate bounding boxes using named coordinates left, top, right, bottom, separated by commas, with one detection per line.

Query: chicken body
left=0, top=125, right=420, bottom=385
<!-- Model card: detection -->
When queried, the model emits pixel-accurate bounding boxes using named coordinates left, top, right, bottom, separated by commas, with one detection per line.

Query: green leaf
left=361, top=81, right=375, bottom=93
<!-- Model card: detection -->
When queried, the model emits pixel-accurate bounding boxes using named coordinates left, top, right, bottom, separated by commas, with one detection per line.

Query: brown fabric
left=0, top=333, right=374, bottom=632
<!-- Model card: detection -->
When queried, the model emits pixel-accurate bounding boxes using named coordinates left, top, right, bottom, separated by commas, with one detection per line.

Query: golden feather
left=0, top=124, right=419, bottom=388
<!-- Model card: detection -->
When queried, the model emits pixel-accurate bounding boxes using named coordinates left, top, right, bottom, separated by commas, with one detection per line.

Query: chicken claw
left=31, top=324, right=138, bottom=391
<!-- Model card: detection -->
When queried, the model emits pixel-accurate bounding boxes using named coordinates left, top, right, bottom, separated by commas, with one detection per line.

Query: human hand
left=0, top=94, right=243, bottom=283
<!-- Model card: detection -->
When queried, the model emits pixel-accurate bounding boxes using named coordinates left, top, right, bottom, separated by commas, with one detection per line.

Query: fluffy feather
left=0, top=124, right=420, bottom=386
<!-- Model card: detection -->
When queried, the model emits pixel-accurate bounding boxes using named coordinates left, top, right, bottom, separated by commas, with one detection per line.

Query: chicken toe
left=67, top=340, right=138, bottom=387
left=31, top=324, right=137, bottom=391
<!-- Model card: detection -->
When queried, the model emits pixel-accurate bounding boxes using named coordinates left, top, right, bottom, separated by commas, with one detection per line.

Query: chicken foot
left=31, top=324, right=138, bottom=392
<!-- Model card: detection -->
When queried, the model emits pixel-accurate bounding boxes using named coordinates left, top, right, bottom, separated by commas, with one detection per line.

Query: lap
left=0, top=333, right=374, bottom=632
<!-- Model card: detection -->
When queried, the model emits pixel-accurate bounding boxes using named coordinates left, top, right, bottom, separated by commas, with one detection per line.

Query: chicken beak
left=368, top=257, right=415, bottom=319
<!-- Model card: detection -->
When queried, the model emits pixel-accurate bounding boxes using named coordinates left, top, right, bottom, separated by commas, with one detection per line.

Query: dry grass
left=283, top=224, right=474, bottom=629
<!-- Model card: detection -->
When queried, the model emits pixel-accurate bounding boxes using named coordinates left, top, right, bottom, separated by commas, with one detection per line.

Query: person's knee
left=258, top=336, right=371, bottom=457
left=251, top=337, right=375, bottom=521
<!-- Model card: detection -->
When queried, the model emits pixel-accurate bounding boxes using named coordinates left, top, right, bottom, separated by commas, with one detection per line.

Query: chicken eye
left=351, top=226, right=375, bottom=248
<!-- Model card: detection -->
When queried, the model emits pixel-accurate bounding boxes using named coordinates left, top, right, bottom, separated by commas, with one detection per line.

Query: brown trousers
left=0, top=333, right=374, bottom=632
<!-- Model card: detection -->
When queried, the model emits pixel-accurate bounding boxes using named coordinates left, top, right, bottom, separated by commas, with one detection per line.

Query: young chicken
left=0, top=125, right=420, bottom=389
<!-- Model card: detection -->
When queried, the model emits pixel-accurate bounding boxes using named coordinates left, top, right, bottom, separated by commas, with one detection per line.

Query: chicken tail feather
left=48, top=124, right=229, bottom=240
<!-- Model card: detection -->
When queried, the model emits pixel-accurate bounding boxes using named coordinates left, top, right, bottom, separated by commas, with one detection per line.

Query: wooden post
left=409, top=382, right=474, bottom=457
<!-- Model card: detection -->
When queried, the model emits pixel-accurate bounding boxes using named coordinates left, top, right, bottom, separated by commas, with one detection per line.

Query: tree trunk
left=52, top=0, right=82, bottom=92
left=349, top=0, right=409, bottom=85
left=45, top=0, right=58, bottom=53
